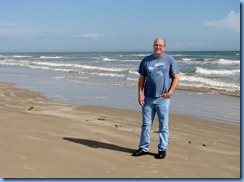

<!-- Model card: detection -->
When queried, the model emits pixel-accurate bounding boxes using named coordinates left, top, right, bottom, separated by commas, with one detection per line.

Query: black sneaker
left=154, top=150, right=166, bottom=159
left=132, top=148, right=148, bottom=156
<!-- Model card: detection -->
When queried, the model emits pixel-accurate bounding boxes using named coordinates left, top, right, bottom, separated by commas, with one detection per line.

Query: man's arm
left=162, top=74, right=179, bottom=98
left=138, top=75, right=146, bottom=106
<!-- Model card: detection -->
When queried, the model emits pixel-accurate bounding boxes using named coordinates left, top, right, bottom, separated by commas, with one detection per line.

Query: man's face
left=153, top=39, right=166, bottom=57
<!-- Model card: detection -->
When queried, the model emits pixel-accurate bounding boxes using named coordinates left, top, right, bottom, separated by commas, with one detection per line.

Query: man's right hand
left=138, top=96, right=145, bottom=106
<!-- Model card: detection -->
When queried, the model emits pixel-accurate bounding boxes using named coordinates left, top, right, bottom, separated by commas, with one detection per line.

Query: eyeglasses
left=154, top=44, right=165, bottom=47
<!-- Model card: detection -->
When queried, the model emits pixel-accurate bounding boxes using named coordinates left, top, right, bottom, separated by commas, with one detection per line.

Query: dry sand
left=0, top=82, right=240, bottom=178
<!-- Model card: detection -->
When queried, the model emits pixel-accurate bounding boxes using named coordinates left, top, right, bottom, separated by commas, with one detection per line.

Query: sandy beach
left=0, top=82, right=240, bottom=178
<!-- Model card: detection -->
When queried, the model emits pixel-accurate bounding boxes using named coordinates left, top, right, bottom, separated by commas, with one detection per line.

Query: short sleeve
left=138, top=59, right=147, bottom=76
left=170, top=57, right=180, bottom=75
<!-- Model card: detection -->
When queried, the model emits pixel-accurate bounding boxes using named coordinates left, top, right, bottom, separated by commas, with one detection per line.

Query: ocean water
left=0, top=51, right=240, bottom=124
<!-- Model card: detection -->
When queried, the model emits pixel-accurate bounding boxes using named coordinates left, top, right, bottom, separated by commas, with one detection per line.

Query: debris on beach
left=98, top=118, right=105, bottom=120
left=28, top=106, right=34, bottom=110
left=114, top=124, right=122, bottom=128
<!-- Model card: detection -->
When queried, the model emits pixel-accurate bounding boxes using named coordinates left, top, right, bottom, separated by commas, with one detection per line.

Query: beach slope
left=0, top=82, right=240, bottom=178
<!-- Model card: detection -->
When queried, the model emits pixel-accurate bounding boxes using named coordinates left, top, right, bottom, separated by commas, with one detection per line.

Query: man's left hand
left=161, top=92, right=171, bottom=99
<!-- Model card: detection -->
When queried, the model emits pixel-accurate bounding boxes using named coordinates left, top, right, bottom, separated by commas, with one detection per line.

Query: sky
left=0, top=0, right=241, bottom=52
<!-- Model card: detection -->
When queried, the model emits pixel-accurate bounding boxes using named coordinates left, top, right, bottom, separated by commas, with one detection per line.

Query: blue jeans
left=139, top=97, right=170, bottom=152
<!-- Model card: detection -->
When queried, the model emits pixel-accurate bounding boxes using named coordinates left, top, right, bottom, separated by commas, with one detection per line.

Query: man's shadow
left=63, top=137, right=154, bottom=156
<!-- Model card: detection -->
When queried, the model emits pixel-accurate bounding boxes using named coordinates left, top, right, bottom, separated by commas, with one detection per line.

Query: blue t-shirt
left=138, top=53, right=179, bottom=98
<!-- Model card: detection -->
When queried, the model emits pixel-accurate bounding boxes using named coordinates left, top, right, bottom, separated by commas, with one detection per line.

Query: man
left=132, top=38, right=179, bottom=159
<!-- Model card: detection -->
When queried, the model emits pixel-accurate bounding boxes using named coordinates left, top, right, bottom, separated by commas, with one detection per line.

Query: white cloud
left=81, top=33, right=104, bottom=38
left=0, top=20, right=63, bottom=38
left=73, top=33, right=115, bottom=39
left=0, top=20, right=33, bottom=37
left=203, top=11, right=240, bottom=32
left=0, top=20, right=114, bottom=41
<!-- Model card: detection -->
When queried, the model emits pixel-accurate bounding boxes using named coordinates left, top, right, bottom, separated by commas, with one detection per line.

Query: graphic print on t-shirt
left=148, top=61, right=165, bottom=79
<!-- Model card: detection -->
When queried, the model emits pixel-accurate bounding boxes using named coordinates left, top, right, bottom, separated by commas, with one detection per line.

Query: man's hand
left=138, top=95, right=145, bottom=106
left=161, top=92, right=171, bottom=99
left=161, top=74, right=179, bottom=99
left=138, top=75, right=145, bottom=106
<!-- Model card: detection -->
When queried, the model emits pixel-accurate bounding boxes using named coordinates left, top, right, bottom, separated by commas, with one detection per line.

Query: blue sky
left=0, top=0, right=240, bottom=52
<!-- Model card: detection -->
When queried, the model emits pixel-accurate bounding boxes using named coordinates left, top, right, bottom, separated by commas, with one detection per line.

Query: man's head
left=153, top=38, right=166, bottom=58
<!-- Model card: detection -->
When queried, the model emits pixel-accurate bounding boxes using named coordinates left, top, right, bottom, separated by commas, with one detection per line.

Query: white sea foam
left=102, top=57, right=117, bottom=61
left=34, top=62, right=74, bottom=67
left=0, top=59, right=27, bottom=66
left=182, top=58, right=192, bottom=61
left=0, top=58, right=130, bottom=74
left=180, top=58, right=203, bottom=64
left=90, top=72, right=124, bottom=78
left=127, top=77, right=138, bottom=81
left=180, top=73, right=240, bottom=91
left=74, top=64, right=126, bottom=72
left=40, top=56, right=63, bottom=59
left=196, top=67, right=240, bottom=75
left=13, top=55, right=32, bottom=58
left=119, top=59, right=140, bottom=63
left=0, top=62, right=21, bottom=66
left=28, top=61, right=127, bottom=72
left=101, top=57, right=140, bottom=63
left=218, top=58, right=240, bottom=65
left=128, top=70, right=139, bottom=75
left=27, top=65, right=51, bottom=70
